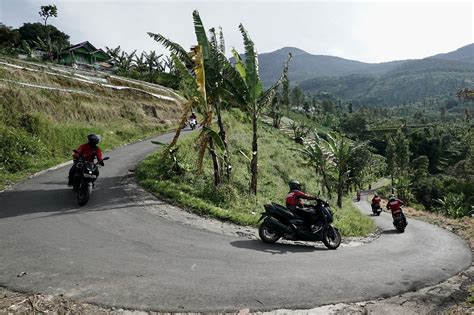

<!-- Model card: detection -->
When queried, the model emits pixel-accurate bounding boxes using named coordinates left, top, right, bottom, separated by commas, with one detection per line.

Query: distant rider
left=285, top=180, right=319, bottom=230
left=68, top=133, right=104, bottom=186
left=371, top=193, right=381, bottom=207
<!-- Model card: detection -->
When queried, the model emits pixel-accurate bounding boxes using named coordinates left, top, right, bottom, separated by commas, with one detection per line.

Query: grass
left=137, top=109, right=375, bottom=236
left=0, top=64, right=183, bottom=189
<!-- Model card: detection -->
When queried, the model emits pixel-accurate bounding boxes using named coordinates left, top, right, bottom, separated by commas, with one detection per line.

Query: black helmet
left=87, top=133, right=101, bottom=147
left=289, top=180, right=301, bottom=191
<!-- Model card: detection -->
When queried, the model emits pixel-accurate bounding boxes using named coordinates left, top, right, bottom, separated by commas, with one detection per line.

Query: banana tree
left=297, top=131, right=335, bottom=198
left=147, top=29, right=224, bottom=185
left=149, top=10, right=235, bottom=181
left=230, top=24, right=292, bottom=194
left=324, top=132, right=362, bottom=208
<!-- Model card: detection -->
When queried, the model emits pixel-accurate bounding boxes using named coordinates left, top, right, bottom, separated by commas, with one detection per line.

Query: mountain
left=260, top=43, right=474, bottom=106
left=258, top=47, right=405, bottom=86
left=429, top=43, right=474, bottom=63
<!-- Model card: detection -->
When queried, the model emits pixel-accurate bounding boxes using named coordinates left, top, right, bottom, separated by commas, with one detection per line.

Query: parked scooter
left=258, top=199, right=341, bottom=249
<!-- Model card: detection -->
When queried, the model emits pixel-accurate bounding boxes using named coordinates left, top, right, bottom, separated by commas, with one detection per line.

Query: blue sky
left=1, top=0, right=473, bottom=63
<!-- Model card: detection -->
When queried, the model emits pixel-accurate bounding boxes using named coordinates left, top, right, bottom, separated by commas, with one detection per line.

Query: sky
left=1, top=0, right=473, bottom=63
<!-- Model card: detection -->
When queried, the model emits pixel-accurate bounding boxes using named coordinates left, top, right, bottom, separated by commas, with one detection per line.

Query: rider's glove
left=99, top=160, right=105, bottom=166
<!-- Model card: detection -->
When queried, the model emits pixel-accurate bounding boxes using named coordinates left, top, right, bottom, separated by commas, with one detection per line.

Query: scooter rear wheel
left=258, top=222, right=281, bottom=243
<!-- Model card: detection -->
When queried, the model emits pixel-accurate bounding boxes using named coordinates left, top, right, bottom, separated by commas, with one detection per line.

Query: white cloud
left=1, top=0, right=472, bottom=62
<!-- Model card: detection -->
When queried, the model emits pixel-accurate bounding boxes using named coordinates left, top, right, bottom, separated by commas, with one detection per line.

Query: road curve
left=0, top=130, right=471, bottom=312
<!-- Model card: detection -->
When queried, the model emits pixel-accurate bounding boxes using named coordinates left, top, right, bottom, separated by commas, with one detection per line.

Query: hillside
left=137, top=110, right=375, bottom=236
left=258, top=47, right=404, bottom=86
left=295, top=44, right=474, bottom=105
left=259, top=43, right=474, bottom=106
left=0, top=57, right=185, bottom=189
left=430, top=43, right=474, bottom=63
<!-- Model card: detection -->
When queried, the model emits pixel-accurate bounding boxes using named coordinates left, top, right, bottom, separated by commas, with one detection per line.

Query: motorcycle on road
left=72, top=150, right=109, bottom=206
left=371, top=203, right=382, bottom=216
left=188, top=118, right=197, bottom=130
left=258, top=199, right=342, bottom=249
left=389, top=207, right=407, bottom=233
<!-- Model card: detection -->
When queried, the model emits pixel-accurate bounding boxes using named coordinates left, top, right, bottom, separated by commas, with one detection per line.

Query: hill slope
left=258, top=47, right=404, bottom=86
left=291, top=43, right=474, bottom=105
left=0, top=57, right=184, bottom=189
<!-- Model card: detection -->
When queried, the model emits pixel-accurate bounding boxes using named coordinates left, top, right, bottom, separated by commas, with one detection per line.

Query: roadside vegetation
left=0, top=64, right=183, bottom=189
left=137, top=111, right=375, bottom=236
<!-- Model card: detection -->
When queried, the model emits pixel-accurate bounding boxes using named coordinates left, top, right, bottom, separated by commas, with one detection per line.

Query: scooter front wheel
left=322, top=226, right=341, bottom=249
left=78, top=184, right=91, bottom=206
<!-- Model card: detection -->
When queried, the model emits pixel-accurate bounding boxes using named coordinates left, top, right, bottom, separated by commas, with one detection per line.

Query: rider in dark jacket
left=285, top=180, right=319, bottom=229
left=68, top=134, right=103, bottom=186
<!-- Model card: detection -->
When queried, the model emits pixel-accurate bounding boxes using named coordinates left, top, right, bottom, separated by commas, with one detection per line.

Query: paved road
left=0, top=131, right=471, bottom=312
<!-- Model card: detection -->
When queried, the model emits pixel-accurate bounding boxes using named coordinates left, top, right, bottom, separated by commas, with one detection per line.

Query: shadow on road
left=0, top=176, right=160, bottom=219
left=230, top=239, right=327, bottom=254
left=381, top=229, right=402, bottom=235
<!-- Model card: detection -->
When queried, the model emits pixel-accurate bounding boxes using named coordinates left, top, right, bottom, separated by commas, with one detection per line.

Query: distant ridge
left=258, top=43, right=474, bottom=87
left=256, top=43, right=474, bottom=106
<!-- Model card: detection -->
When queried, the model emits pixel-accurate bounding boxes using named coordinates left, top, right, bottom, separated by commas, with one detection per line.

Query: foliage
left=137, top=111, right=375, bottom=236
left=436, top=193, right=471, bottom=218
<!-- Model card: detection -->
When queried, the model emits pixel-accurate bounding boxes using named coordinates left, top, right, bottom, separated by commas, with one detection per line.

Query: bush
left=0, top=126, right=47, bottom=173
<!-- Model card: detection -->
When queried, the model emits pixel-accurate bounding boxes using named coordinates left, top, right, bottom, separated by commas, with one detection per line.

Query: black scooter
left=72, top=150, right=109, bottom=206
left=258, top=199, right=341, bottom=249
left=391, top=208, right=407, bottom=233
left=371, top=203, right=382, bottom=216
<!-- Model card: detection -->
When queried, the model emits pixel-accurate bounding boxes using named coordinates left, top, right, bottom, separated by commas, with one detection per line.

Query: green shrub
left=0, top=126, right=47, bottom=173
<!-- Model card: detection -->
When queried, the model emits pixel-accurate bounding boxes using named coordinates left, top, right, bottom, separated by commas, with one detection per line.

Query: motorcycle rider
left=190, top=111, right=197, bottom=120
left=386, top=195, right=407, bottom=223
left=68, top=134, right=104, bottom=186
left=285, top=180, right=320, bottom=230
left=371, top=193, right=381, bottom=208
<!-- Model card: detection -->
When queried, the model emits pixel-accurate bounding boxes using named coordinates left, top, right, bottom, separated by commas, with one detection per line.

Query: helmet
left=374, top=192, right=379, bottom=197
left=389, top=195, right=396, bottom=201
left=87, top=133, right=101, bottom=147
left=288, top=180, right=301, bottom=191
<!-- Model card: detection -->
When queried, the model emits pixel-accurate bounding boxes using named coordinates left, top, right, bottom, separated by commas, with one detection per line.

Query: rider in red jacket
left=286, top=180, right=319, bottom=229
left=386, top=196, right=407, bottom=224
left=386, top=196, right=404, bottom=214
left=68, top=134, right=103, bottom=186
left=371, top=193, right=381, bottom=206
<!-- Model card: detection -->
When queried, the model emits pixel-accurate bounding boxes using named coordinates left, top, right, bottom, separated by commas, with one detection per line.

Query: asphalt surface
left=0, top=130, right=471, bottom=312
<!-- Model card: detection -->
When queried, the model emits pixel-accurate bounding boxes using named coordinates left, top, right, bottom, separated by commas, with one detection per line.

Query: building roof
left=60, top=41, right=111, bottom=61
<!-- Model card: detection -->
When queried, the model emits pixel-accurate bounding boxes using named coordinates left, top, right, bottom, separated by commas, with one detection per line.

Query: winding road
left=0, top=130, right=471, bottom=312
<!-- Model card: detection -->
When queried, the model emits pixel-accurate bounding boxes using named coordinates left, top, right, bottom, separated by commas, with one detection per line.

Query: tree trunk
left=208, top=138, right=221, bottom=187
left=216, top=107, right=231, bottom=179
left=250, top=113, right=258, bottom=195
left=169, top=102, right=192, bottom=149
left=337, top=171, right=343, bottom=208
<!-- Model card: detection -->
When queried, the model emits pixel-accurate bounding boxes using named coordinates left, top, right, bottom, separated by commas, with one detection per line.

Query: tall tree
left=324, top=132, right=361, bottom=208
left=38, top=5, right=58, bottom=61
left=231, top=26, right=292, bottom=194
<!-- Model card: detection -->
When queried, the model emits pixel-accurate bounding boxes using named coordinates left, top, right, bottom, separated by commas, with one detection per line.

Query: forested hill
left=259, top=43, right=474, bottom=106
left=259, top=43, right=474, bottom=87
left=429, top=43, right=474, bottom=63
left=258, top=47, right=404, bottom=86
